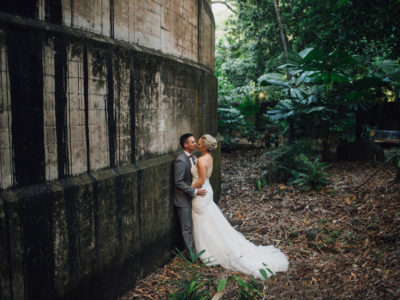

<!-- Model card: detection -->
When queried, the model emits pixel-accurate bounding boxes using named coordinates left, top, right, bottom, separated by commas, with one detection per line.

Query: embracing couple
left=174, top=133, right=289, bottom=279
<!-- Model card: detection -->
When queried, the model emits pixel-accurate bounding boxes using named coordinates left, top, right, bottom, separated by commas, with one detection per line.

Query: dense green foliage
left=218, top=0, right=400, bottom=86
left=257, top=139, right=331, bottom=190
left=168, top=248, right=272, bottom=299
left=168, top=249, right=214, bottom=299
left=288, top=154, right=331, bottom=191
left=260, top=47, right=400, bottom=159
left=216, top=0, right=400, bottom=106
left=216, top=0, right=400, bottom=185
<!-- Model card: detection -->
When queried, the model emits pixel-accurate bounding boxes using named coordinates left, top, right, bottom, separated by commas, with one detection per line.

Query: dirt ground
left=121, top=148, right=400, bottom=299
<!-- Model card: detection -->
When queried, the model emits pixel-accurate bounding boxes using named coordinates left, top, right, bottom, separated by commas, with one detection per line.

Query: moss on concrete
left=0, top=150, right=213, bottom=299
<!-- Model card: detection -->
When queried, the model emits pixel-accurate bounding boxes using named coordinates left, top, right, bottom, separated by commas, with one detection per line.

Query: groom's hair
left=180, top=133, right=194, bottom=149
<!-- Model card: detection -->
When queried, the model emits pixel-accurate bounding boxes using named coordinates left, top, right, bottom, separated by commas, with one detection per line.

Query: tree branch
left=273, top=0, right=290, bottom=81
left=211, top=1, right=237, bottom=13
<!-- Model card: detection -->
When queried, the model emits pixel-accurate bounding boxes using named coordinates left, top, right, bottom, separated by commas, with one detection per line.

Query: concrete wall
left=0, top=1, right=218, bottom=299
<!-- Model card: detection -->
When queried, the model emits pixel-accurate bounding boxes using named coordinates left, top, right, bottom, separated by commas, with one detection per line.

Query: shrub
left=217, top=106, right=246, bottom=149
left=258, top=139, right=314, bottom=185
left=168, top=249, right=273, bottom=299
left=168, top=248, right=214, bottom=300
left=288, top=154, right=331, bottom=191
left=258, top=139, right=331, bottom=190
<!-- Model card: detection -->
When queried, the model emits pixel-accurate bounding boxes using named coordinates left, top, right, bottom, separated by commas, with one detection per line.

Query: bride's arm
left=191, top=158, right=206, bottom=188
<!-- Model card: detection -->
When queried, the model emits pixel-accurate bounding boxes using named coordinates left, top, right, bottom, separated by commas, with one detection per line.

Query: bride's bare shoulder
left=196, top=156, right=206, bottom=166
left=198, top=154, right=212, bottom=161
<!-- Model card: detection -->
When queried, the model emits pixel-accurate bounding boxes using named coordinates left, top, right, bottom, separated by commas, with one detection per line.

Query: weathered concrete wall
left=0, top=29, right=217, bottom=188
left=0, top=1, right=218, bottom=299
left=0, top=0, right=214, bottom=71
left=0, top=154, right=180, bottom=299
left=0, top=0, right=216, bottom=189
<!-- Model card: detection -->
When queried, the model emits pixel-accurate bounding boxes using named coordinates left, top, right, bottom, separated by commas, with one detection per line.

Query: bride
left=190, top=134, right=289, bottom=279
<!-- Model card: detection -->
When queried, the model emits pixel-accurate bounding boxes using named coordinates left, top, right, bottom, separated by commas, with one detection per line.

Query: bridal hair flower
left=200, top=134, right=217, bottom=151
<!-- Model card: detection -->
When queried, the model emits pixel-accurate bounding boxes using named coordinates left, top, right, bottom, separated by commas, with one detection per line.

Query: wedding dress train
left=191, top=165, right=289, bottom=279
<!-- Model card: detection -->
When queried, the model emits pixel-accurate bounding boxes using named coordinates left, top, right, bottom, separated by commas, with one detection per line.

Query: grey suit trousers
left=174, top=151, right=196, bottom=253
left=176, top=206, right=195, bottom=253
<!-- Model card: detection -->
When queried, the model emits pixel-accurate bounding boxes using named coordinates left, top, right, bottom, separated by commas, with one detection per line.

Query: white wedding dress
left=191, top=165, right=289, bottom=279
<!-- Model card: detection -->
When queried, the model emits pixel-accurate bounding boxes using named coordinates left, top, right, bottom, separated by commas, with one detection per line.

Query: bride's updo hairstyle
left=200, top=134, right=218, bottom=151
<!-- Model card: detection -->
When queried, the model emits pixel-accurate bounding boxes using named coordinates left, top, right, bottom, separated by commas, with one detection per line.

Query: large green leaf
left=302, top=48, right=327, bottom=63
left=298, top=47, right=314, bottom=59
left=257, top=73, right=288, bottom=87
left=289, top=87, right=304, bottom=98
left=259, top=269, right=269, bottom=280
left=217, top=278, right=227, bottom=292
left=297, top=70, right=318, bottom=83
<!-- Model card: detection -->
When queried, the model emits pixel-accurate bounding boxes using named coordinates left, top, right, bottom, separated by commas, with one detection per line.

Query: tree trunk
left=273, top=0, right=290, bottom=84
left=355, top=110, right=362, bottom=140
left=273, top=0, right=288, bottom=61
left=322, top=140, right=331, bottom=161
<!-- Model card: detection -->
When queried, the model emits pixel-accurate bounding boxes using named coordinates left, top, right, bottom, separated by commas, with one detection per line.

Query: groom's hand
left=176, top=189, right=184, bottom=194
left=196, top=188, right=207, bottom=196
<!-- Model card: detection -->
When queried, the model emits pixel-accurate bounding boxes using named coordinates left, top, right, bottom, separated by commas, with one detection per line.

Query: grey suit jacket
left=174, top=151, right=196, bottom=207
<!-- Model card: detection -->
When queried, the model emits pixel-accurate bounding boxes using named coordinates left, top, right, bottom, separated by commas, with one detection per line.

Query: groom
left=174, top=133, right=207, bottom=255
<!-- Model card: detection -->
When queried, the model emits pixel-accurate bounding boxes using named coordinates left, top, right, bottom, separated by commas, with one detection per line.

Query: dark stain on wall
left=83, top=46, right=91, bottom=172
left=63, top=176, right=97, bottom=291
left=63, top=183, right=79, bottom=282
left=114, top=170, right=123, bottom=249
left=107, top=52, right=116, bottom=168
left=129, top=58, right=136, bottom=164
left=88, top=173, right=100, bottom=258
left=70, top=0, right=75, bottom=27
left=45, top=0, right=62, bottom=24
left=2, top=198, right=14, bottom=299
left=54, top=37, right=69, bottom=178
left=114, top=55, right=120, bottom=164
left=0, top=0, right=38, bottom=19
left=109, top=0, right=114, bottom=38
left=16, top=185, right=56, bottom=299
left=135, top=166, right=143, bottom=240
left=6, top=27, right=46, bottom=187
left=197, top=0, right=202, bottom=63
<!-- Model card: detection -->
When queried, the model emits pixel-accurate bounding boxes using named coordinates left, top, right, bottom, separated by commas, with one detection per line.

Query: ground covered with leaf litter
left=121, top=148, right=400, bottom=299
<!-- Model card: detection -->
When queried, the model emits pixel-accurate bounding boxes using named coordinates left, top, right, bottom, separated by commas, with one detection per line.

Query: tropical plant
left=217, top=106, right=246, bottom=149
left=215, top=0, right=400, bottom=153
left=168, top=248, right=214, bottom=300
left=259, top=47, right=391, bottom=160
left=258, top=139, right=314, bottom=187
left=168, top=279, right=208, bottom=300
left=168, top=248, right=274, bottom=299
left=235, top=276, right=264, bottom=300
left=288, top=154, right=330, bottom=191
left=235, top=264, right=273, bottom=300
